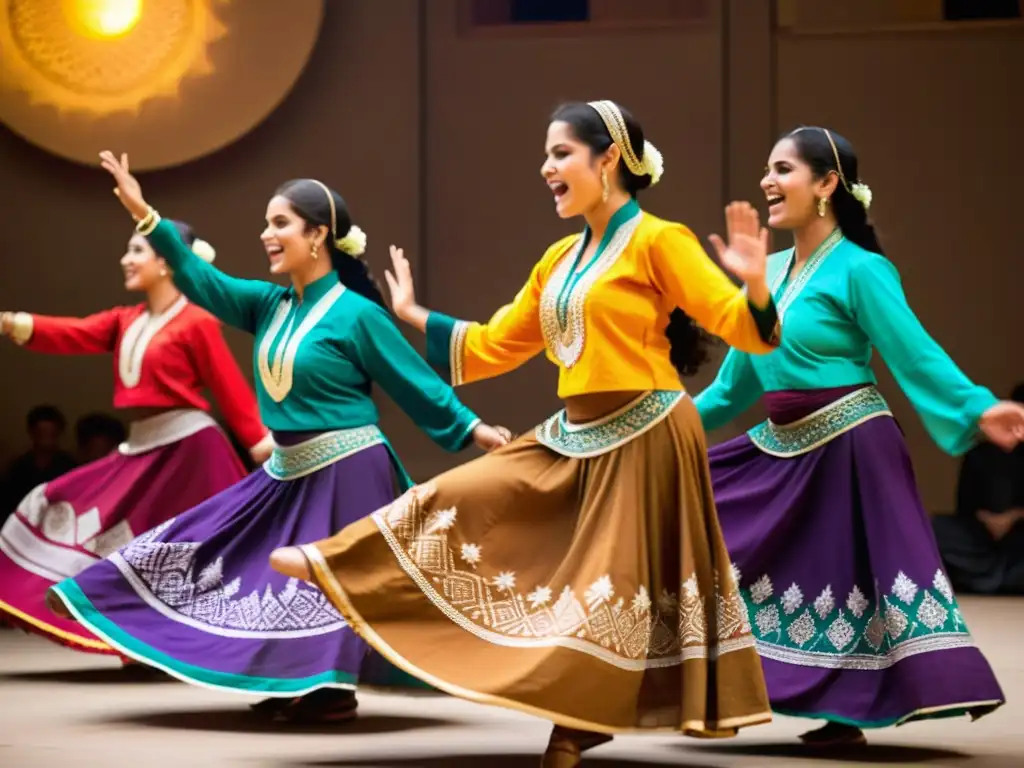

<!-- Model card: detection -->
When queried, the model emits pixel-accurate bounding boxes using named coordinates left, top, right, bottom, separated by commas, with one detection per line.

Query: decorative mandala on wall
left=0, top=0, right=324, bottom=170
left=1, top=0, right=226, bottom=114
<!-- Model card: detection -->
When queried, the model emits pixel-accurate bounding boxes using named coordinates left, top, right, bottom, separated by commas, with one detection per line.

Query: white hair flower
left=851, top=182, right=872, bottom=211
left=642, top=140, right=664, bottom=186
left=335, top=225, right=367, bottom=256
left=191, top=239, right=217, bottom=263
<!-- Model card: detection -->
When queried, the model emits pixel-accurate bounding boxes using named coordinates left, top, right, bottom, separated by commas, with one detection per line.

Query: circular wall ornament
left=0, top=0, right=325, bottom=171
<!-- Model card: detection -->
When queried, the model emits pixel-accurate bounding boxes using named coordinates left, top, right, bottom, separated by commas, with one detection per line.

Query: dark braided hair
left=550, top=101, right=713, bottom=376
left=274, top=179, right=387, bottom=308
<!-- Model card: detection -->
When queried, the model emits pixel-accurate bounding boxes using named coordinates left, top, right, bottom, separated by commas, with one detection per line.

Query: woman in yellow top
left=272, top=100, right=780, bottom=766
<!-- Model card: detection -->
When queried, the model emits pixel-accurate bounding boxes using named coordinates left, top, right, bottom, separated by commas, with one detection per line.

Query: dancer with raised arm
left=272, top=100, right=782, bottom=765
left=0, top=222, right=269, bottom=655
left=695, top=127, right=1023, bottom=746
left=48, top=153, right=509, bottom=723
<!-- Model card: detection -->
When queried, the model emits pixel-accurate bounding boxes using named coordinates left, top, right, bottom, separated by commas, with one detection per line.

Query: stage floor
left=0, top=595, right=1019, bottom=767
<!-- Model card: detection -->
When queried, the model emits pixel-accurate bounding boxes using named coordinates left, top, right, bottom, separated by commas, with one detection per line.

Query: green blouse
left=147, top=219, right=481, bottom=468
left=695, top=232, right=996, bottom=456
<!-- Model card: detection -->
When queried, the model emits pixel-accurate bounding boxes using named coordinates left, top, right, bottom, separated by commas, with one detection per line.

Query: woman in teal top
left=695, top=127, right=1024, bottom=746
left=49, top=152, right=508, bottom=724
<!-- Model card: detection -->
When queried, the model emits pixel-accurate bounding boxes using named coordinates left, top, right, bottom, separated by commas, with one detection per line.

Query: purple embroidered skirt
left=51, top=428, right=420, bottom=695
left=709, top=386, right=1005, bottom=728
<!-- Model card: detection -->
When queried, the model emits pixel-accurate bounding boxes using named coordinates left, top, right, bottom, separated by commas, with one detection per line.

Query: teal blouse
left=694, top=232, right=996, bottom=456
left=147, top=219, right=481, bottom=462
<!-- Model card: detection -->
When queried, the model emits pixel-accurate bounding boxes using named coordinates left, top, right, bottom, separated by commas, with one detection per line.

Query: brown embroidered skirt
left=301, top=391, right=771, bottom=736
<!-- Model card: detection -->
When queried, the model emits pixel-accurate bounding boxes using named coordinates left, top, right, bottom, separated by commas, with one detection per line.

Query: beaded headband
left=586, top=100, right=664, bottom=186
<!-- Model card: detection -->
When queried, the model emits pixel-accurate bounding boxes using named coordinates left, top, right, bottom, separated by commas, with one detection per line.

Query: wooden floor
left=0, top=596, right=1020, bottom=767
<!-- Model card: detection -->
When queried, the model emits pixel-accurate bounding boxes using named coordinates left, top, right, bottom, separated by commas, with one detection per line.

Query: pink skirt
left=0, top=410, right=248, bottom=653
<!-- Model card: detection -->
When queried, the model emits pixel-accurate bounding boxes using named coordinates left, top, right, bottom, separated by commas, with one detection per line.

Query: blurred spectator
left=1, top=405, right=77, bottom=521
left=75, top=412, right=127, bottom=463
left=933, top=382, right=1024, bottom=594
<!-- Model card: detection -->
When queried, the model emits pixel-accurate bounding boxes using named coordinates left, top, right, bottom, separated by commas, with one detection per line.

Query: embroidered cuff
left=426, top=311, right=469, bottom=386
left=747, top=296, right=781, bottom=347
left=10, top=312, right=33, bottom=345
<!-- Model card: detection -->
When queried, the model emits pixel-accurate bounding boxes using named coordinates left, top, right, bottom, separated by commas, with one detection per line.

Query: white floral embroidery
left=460, top=543, right=482, bottom=567
left=787, top=609, right=817, bottom=647
left=585, top=575, right=614, bottom=607
left=750, top=574, right=773, bottom=605
left=933, top=570, right=954, bottom=602
left=658, top=589, right=679, bottom=612
left=755, top=604, right=781, bottom=635
left=527, top=585, right=553, bottom=608
left=682, top=575, right=699, bottom=599
left=730, top=563, right=742, bottom=586
left=426, top=507, right=457, bottom=533
left=845, top=585, right=869, bottom=618
left=631, top=586, right=652, bottom=613
left=814, top=585, right=835, bottom=620
left=493, top=571, right=517, bottom=592
left=825, top=611, right=856, bottom=651
left=782, top=583, right=804, bottom=615
left=916, top=593, right=949, bottom=631
left=892, top=571, right=919, bottom=605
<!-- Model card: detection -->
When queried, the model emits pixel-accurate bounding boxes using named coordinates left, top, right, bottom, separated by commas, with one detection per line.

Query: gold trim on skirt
left=302, top=393, right=771, bottom=736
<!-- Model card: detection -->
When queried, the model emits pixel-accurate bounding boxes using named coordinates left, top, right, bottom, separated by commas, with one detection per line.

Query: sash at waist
left=749, top=386, right=892, bottom=457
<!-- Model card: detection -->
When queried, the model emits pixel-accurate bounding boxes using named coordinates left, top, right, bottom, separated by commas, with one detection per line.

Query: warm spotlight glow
left=67, top=0, right=143, bottom=38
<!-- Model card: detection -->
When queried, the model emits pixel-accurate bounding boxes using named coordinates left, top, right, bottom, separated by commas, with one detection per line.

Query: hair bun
left=335, top=225, right=367, bottom=257
left=191, top=239, right=217, bottom=263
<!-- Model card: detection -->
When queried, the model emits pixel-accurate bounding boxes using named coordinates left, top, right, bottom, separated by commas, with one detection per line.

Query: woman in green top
left=695, top=127, right=1024, bottom=746
left=49, top=152, right=508, bottom=723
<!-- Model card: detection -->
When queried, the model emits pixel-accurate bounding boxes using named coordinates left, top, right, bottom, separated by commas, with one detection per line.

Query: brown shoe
left=541, top=726, right=612, bottom=767
left=799, top=722, right=867, bottom=747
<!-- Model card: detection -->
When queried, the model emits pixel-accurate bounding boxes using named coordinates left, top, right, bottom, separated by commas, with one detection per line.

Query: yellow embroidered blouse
left=426, top=199, right=781, bottom=398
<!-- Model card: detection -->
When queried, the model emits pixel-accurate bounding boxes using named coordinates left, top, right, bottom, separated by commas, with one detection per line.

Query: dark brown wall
left=1, top=0, right=1019, bottom=509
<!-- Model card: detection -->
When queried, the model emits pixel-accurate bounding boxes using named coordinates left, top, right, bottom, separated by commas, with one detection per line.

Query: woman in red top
left=0, top=219, right=270, bottom=654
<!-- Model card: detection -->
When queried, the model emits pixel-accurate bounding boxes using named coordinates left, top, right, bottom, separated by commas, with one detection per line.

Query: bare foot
left=799, top=721, right=866, bottom=747
left=269, top=546, right=312, bottom=580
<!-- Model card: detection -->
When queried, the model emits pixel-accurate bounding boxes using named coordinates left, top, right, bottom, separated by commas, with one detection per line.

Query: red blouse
left=24, top=297, right=267, bottom=449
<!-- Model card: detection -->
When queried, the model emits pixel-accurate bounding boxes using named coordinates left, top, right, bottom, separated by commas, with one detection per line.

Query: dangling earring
left=159, top=267, right=168, bottom=277
left=310, top=240, right=319, bottom=260
left=601, top=168, right=610, bottom=203
left=817, top=197, right=828, bottom=217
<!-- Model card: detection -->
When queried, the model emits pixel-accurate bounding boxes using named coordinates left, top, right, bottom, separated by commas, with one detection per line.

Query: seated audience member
left=933, top=382, right=1024, bottom=594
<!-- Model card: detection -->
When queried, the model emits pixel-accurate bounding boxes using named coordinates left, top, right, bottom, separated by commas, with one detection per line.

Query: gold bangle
left=135, top=208, right=161, bottom=236
left=9, top=312, right=33, bottom=345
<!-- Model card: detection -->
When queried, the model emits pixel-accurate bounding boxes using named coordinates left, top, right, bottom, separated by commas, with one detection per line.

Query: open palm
left=384, top=245, right=418, bottom=320
left=98, top=151, right=149, bottom=221
left=708, top=202, right=769, bottom=285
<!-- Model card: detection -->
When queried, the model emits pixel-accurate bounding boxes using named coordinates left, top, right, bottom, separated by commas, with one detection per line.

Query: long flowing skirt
left=0, top=410, right=246, bottom=653
left=300, top=391, right=772, bottom=736
left=710, top=386, right=1005, bottom=728
left=51, top=431, right=412, bottom=695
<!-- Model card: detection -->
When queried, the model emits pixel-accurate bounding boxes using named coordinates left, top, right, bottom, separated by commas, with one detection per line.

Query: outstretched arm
left=98, top=151, right=280, bottom=335
left=346, top=304, right=508, bottom=452
left=850, top=253, right=1023, bottom=454
left=1, top=308, right=123, bottom=354
left=385, top=243, right=549, bottom=386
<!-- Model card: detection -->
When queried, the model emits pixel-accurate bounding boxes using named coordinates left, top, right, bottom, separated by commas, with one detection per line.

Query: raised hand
left=384, top=245, right=418, bottom=320
left=708, top=202, right=770, bottom=288
left=0, top=312, right=13, bottom=338
left=979, top=401, right=1024, bottom=451
left=472, top=423, right=512, bottom=452
left=98, top=151, right=149, bottom=221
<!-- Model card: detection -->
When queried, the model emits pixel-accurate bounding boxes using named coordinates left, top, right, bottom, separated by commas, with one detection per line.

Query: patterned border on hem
left=302, top=544, right=772, bottom=737
left=748, top=386, right=891, bottom=457
left=535, top=390, right=685, bottom=458
left=50, top=580, right=357, bottom=696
